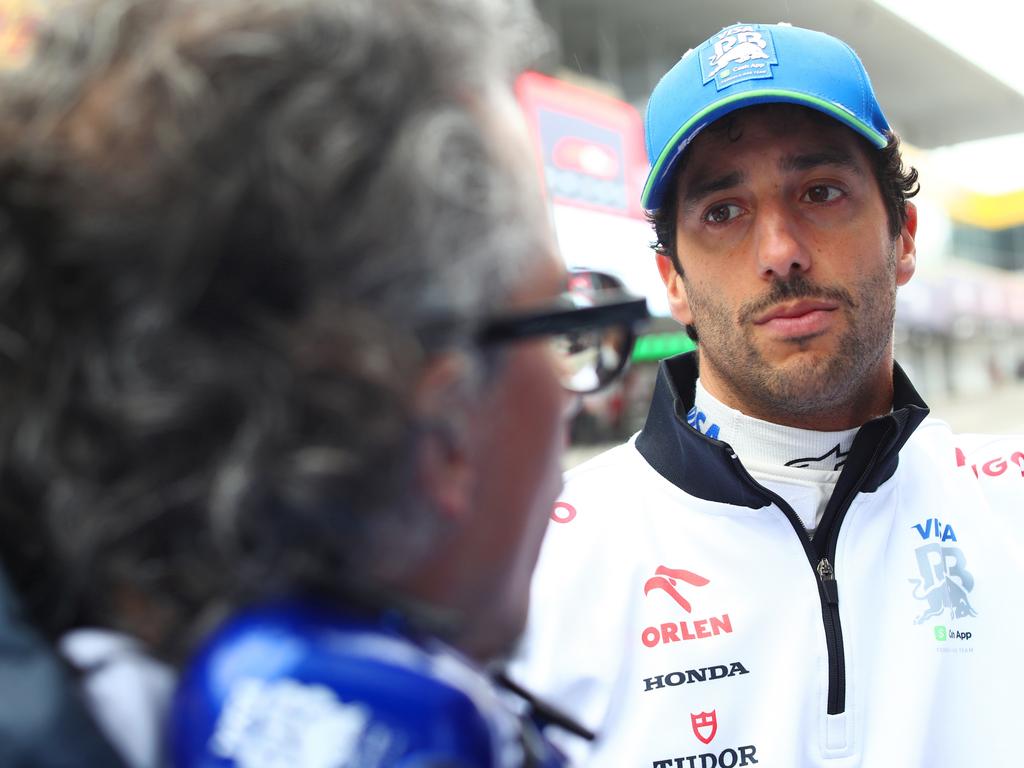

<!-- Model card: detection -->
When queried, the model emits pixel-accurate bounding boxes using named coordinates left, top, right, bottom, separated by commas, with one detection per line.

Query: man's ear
left=896, top=201, right=918, bottom=287
left=656, top=252, right=693, bottom=327
left=413, top=353, right=476, bottom=522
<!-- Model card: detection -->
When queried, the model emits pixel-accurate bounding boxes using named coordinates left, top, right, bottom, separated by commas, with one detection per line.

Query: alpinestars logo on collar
left=785, top=443, right=849, bottom=471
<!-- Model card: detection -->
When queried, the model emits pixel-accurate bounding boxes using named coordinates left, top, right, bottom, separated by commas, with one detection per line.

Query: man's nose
left=754, top=205, right=810, bottom=280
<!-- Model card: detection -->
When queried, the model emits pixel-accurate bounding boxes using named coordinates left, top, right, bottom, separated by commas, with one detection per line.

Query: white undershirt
left=688, top=380, right=860, bottom=535
left=60, top=629, right=175, bottom=768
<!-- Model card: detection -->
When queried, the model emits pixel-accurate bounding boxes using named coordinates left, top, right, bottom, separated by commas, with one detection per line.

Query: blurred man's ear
left=896, top=202, right=918, bottom=288
left=656, top=253, right=694, bottom=328
left=413, top=353, right=476, bottom=522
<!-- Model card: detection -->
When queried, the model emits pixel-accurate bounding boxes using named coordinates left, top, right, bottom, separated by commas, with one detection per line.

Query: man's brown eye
left=805, top=185, right=841, bottom=203
left=705, top=203, right=740, bottom=224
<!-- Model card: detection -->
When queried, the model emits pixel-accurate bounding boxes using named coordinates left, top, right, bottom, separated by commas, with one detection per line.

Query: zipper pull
left=817, top=557, right=839, bottom=606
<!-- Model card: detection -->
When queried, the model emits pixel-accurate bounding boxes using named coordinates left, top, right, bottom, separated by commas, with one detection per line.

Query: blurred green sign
left=631, top=331, right=696, bottom=362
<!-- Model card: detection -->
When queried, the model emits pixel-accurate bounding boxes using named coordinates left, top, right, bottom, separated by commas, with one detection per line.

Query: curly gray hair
left=0, top=0, right=551, bottom=659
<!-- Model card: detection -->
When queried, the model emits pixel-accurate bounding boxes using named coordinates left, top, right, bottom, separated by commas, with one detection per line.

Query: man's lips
left=754, top=299, right=839, bottom=324
left=753, top=300, right=839, bottom=337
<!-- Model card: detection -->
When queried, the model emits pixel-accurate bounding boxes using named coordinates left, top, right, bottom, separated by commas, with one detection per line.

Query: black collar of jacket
left=635, top=351, right=930, bottom=509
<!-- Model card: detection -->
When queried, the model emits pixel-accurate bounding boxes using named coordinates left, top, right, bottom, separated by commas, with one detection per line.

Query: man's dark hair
left=0, top=0, right=548, bottom=659
left=648, top=110, right=920, bottom=342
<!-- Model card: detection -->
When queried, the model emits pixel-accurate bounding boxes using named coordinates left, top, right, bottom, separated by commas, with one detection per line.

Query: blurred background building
left=514, top=0, right=1024, bottom=455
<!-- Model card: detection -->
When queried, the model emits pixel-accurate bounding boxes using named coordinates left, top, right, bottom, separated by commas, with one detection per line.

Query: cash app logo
left=934, top=626, right=947, bottom=641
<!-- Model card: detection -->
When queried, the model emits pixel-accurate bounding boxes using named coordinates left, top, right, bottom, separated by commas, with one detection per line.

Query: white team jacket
left=510, top=353, right=1024, bottom=767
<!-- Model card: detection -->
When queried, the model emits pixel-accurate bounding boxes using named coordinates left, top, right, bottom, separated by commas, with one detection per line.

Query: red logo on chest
left=691, top=710, right=718, bottom=744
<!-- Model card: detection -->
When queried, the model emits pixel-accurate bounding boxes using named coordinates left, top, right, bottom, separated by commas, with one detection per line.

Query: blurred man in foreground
left=0, top=0, right=645, bottom=764
left=511, top=22, right=1024, bottom=767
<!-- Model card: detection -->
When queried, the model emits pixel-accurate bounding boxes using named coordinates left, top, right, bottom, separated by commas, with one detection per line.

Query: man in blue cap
left=509, top=22, right=1024, bottom=766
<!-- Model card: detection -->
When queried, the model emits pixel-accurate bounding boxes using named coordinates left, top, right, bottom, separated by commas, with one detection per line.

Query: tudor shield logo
left=654, top=711, right=759, bottom=768
left=691, top=710, right=718, bottom=745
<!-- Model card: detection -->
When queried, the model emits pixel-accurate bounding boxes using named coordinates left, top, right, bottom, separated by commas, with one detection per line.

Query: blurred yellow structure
left=948, top=189, right=1024, bottom=231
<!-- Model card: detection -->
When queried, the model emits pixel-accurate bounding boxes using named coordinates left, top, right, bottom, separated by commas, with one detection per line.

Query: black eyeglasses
left=474, top=270, right=649, bottom=394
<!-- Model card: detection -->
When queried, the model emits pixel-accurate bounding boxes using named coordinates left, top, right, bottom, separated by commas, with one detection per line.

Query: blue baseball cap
left=642, top=23, right=891, bottom=211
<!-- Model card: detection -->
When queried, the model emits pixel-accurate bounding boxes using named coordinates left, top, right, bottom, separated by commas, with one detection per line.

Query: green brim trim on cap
left=642, top=89, right=889, bottom=208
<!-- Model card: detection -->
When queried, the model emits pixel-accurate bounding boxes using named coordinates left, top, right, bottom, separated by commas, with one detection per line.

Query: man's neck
left=696, top=350, right=896, bottom=431
left=689, top=380, right=861, bottom=473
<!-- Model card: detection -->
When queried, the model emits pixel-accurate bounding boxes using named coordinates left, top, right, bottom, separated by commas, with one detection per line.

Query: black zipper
left=815, top=555, right=843, bottom=714
left=727, top=454, right=851, bottom=715
left=729, top=415, right=894, bottom=714
left=812, top=431, right=892, bottom=712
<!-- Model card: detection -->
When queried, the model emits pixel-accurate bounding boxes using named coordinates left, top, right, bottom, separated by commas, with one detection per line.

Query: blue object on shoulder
left=169, top=601, right=567, bottom=767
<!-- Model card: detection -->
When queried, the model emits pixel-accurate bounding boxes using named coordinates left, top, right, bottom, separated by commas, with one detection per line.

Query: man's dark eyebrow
left=678, top=148, right=863, bottom=215
left=679, top=170, right=745, bottom=213
left=781, top=149, right=864, bottom=175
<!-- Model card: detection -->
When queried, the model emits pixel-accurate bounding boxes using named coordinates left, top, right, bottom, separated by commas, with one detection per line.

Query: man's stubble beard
left=685, top=245, right=897, bottom=424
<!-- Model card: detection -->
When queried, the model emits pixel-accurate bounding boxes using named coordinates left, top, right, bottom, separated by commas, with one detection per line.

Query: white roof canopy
left=545, top=0, right=1024, bottom=148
